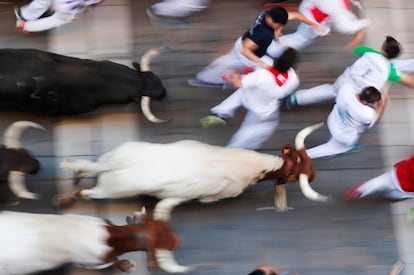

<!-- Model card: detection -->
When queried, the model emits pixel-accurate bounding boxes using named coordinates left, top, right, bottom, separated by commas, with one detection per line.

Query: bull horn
left=298, top=173, right=330, bottom=202
left=9, top=171, right=38, bottom=200
left=155, top=249, right=193, bottom=273
left=140, top=96, right=168, bottom=123
left=295, top=122, right=324, bottom=149
left=140, top=47, right=162, bottom=72
left=154, top=197, right=188, bottom=222
left=4, top=121, right=45, bottom=148
left=154, top=198, right=192, bottom=273
left=139, top=47, right=169, bottom=123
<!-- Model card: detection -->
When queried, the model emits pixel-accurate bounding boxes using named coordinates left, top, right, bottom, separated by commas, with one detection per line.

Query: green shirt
left=352, top=45, right=402, bottom=82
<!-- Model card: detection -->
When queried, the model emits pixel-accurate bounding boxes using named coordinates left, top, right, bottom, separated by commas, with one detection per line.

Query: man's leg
left=210, top=88, right=243, bottom=118
left=200, top=88, right=244, bottom=128
left=306, top=137, right=353, bottom=159
left=193, top=40, right=247, bottom=85
left=21, top=12, right=73, bottom=32
left=19, top=0, right=53, bottom=21
left=227, top=112, right=279, bottom=150
left=288, top=83, right=335, bottom=107
left=357, top=171, right=396, bottom=198
left=150, top=0, right=210, bottom=18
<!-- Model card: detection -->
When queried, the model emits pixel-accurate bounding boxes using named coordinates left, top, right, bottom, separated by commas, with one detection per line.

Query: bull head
left=3, top=121, right=44, bottom=200
left=126, top=200, right=192, bottom=273
left=274, top=122, right=330, bottom=211
left=139, top=48, right=168, bottom=124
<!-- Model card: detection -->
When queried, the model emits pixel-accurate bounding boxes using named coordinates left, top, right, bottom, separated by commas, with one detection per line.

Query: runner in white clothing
left=306, top=84, right=387, bottom=159
left=267, top=0, right=370, bottom=58
left=14, top=0, right=104, bottom=33
left=148, top=0, right=211, bottom=18
left=287, top=36, right=414, bottom=107
left=200, top=48, right=299, bottom=150
left=188, top=6, right=320, bottom=87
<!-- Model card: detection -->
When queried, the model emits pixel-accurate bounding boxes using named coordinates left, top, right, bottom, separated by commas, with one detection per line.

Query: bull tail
left=60, top=159, right=108, bottom=178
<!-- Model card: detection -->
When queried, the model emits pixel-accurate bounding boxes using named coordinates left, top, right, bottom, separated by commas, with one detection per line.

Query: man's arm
left=398, top=73, right=414, bottom=88
left=241, top=38, right=271, bottom=69
left=226, top=73, right=243, bottom=89
left=373, top=85, right=390, bottom=125
left=344, top=29, right=366, bottom=52
left=287, top=11, right=321, bottom=33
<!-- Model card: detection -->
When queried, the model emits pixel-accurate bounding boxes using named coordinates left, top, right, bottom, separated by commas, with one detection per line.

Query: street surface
left=0, top=1, right=413, bottom=275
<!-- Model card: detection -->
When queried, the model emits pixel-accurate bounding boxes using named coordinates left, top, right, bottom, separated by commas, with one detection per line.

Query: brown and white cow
left=56, top=122, right=329, bottom=216
left=0, top=206, right=189, bottom=274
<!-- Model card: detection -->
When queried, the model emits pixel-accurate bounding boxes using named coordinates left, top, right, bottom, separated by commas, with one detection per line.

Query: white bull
left=57, top=123, right=329, bottom=216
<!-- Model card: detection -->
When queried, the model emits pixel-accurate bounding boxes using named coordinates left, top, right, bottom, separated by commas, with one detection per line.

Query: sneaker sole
left=146, top=8, right=191, bottom=27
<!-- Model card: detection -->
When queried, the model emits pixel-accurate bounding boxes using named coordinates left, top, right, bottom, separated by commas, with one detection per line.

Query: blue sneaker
left=348, top=143, right=363, bottom=153
left=281, top=94, right=297, bottom=110
left=188, top=78, right=223, bottom=87
left=200, top=115, right=227, bottom=128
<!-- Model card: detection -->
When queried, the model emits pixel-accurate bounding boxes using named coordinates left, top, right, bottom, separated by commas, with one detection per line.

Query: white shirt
left=338, top=52, right=390, bottom=92
left=328, top=83, right=377, bottom=145
left=299, top=0, right=370, bottom=34
left=240, top=68, right=299, bottom=120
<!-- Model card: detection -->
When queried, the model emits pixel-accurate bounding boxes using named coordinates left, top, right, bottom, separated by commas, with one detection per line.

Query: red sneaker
left=343, top=181, right=364, bottom=201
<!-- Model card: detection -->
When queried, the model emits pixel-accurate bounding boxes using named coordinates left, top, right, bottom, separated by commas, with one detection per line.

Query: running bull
left=0, top=121, right=44, bottom=201
left=0, top=48, right=167, bottom=123
left=57, top=122, right=330, bottom=216
left=0, top=207, right=189, bottom=275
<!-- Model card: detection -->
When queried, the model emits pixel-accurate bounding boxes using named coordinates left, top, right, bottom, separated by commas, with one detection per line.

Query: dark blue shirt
left=242, top=11, right=274, bottom=58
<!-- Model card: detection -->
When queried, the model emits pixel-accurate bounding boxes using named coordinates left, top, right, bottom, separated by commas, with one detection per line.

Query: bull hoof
left=117, top=259, right=136, bottom=273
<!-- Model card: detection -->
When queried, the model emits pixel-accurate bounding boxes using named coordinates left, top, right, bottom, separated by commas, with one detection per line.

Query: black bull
left=0, top=48, right=167, bottom=121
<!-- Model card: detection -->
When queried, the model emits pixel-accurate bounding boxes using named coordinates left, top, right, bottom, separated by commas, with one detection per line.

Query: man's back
left=338, top=51, right=390, bottom=92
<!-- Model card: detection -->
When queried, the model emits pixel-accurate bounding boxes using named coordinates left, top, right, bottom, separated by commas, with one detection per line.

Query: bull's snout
left=29, top=158, right=41, bottom=175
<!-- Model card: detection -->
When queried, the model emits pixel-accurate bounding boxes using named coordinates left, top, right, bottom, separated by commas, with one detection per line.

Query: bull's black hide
left=0, top=48, right=166, bottom=115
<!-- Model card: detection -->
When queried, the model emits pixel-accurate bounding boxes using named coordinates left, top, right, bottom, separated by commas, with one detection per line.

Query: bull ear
left=132, top=62, right=141, bottom=72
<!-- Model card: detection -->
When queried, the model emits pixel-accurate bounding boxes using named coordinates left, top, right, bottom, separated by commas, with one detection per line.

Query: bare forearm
left=344, top=30, right=366, bottom=52
left=288, top=11, right=319, bottom=29
left=241, top=47, right=270, bottom=69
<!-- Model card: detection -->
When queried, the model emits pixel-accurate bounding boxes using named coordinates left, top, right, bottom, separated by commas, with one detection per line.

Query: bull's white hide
left=63, top=140, right=284, bottom=202
left=0, top=211, right=110, bottom=275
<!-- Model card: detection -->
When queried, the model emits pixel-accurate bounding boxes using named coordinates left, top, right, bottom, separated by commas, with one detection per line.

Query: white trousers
left=20, top=0, right=53, bottom=21
left=196, top=37, right=257, bottom=84
left=294, top=84, right=335, bottom=106
left=306, top=137, right=354, bottom=159
left=357, top=169, right=414, bottom=200
left=293, top=73, right=350, bottom=106
left=151, top=0, right=211, bottom=17
left=393, top=58, right=414, bottom=74
left=211, top=89, right=279, bottom=150
left=20, top=0, right=99, bottom=32
left=267, top=23, right=320, bottom=58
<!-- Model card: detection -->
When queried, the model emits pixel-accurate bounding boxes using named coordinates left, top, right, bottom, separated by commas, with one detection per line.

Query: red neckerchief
left=268, top=67, right=289, bottom=87
left=310, top=0, right=352, bottom=23
left=343, top=0, right=352, bottom=10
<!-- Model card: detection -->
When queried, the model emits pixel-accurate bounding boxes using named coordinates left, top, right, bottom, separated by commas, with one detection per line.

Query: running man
left=344, top=154, right=414, bottom=201
left=15, top=0, right=104, bottom=33
left=200, top=48, right=299, bottom=150
left=266, top=0, right=370, bottom=58
left=285, top=36, right=414, bottom=107
left=189, top=6, right=320, bottom=87
left=306, top=85, right=387, bottom=159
